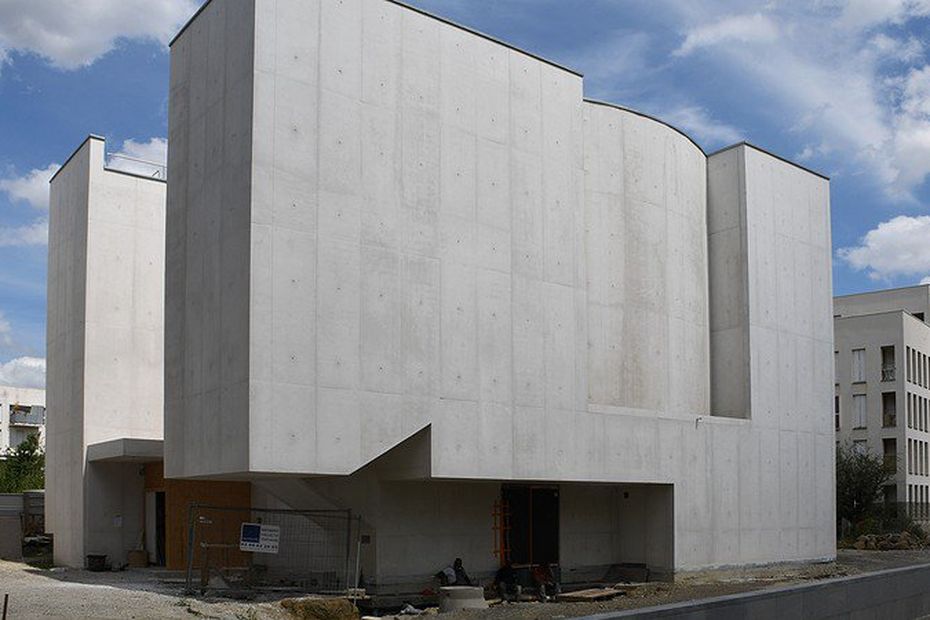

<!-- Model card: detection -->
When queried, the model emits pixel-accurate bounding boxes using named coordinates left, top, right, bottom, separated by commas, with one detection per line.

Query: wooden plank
left=556, top=588, right=622, bottom=602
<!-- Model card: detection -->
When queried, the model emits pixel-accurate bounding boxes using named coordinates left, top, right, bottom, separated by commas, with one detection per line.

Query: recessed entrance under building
left=501, top=485, right=559, bottom=565
left=145, top=490, right=166, bottom=566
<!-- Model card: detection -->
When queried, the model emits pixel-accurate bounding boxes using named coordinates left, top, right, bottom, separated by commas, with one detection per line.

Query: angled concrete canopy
left=86, top=438, right=164, bottom=463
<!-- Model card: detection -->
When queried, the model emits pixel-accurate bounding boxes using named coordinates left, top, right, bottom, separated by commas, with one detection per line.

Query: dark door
left=155, top=491, right=166, bottom=566
left=531, top=487, right=559, bottom=564
left=501, top=485, right=559, bottom=565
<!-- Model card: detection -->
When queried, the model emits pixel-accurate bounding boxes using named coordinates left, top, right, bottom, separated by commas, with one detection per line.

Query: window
left=854, top=439, right=868, bottom=456
left=852, top=348, right=866, bottom=382
left=908, top=347, right=913, bottom=383
left=882, top=346, right=896, bottom=382
left=835, top=395, right=840, bottom=430
left=915, top=312, right=926, bottom=322
left=882, top=392, right=897, bottom=427
left=853, top=394, right=867, bottom=429
left=884, top=438, right=897, bottom=473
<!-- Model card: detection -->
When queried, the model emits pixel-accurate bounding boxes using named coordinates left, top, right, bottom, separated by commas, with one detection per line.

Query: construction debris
left=280, top=597, right=360, bottom=620
left=555, top=588, right=622, bottom=603
left=851, top=531, right=927, bottom=551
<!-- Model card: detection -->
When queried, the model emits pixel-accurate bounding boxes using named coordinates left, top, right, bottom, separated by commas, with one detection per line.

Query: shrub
left=0, top=433, right=45, bottom=492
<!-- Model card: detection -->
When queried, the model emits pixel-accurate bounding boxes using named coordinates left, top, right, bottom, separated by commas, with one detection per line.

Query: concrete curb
left=576, top=562, right=930, bottom=619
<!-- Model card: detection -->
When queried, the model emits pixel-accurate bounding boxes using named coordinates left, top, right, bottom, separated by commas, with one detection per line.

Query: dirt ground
left=3, top=550, right=930, bottom=619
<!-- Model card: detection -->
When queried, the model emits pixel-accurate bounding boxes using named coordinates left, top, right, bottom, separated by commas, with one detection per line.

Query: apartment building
left=835, top=285, right=930, bottom=519
left=0, top=386, right=45, bottom=455
left=160, top=0, right=836, bottom=589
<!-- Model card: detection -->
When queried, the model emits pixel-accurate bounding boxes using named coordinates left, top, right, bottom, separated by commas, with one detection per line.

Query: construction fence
left=184, top=504, right=362, bottom=595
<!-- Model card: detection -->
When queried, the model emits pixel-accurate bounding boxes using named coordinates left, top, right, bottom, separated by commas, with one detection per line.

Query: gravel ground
left=3, top=550, right=930, bottom=619
left=0, top=560, right=289, bottom=619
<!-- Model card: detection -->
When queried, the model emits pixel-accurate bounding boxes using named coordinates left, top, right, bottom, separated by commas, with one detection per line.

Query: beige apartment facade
left=834, top=285, right=930, bottom=519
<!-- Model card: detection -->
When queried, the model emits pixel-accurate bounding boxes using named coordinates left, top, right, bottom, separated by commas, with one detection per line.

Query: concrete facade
left=163, top=0, right=835, bottom=588
left=46, top=136, right=167, bottom=567
left=834, top=285, right=930, bottom=517
left=0, top=386, right=45, bottom=455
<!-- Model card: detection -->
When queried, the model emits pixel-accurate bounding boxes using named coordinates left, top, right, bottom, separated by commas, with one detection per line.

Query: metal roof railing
left=106, top=153, right=167, bottom=180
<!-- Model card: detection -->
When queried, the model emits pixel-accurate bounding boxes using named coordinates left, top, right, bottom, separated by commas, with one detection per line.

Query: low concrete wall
left=580, top=562, right=930, bottom=619
left=0, top=515, right=22, bottom=560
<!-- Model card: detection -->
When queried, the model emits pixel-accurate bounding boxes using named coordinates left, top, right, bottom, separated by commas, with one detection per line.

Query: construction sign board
left=239, top=522, right=280, bottom=554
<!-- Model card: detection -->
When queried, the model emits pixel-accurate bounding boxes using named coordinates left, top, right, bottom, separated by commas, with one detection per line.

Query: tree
left=0, top=433, right=45, bottom=493
left=836, top=442, right=894, bottom=531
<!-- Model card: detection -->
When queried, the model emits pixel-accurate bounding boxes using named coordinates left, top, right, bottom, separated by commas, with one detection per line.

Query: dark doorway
left=155, top=491, right=166, bottom=567
left=502, top=485, right=559, bottom=565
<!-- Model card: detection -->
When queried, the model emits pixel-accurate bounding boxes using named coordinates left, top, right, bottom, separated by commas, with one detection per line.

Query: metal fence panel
left=0, top=494, right=24, bottom=515
left=185, top=504, right=361, bottom=596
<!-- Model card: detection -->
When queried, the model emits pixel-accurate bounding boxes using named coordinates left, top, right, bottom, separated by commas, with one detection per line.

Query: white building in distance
left=834, top=285, right=930, bottom=520
left=160, top=0, right=836, bottom=590
left=0, top=386, right=45, bottom=455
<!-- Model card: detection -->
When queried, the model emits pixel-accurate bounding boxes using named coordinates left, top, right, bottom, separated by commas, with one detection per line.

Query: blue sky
left=1, top=0, right=930, bottom=387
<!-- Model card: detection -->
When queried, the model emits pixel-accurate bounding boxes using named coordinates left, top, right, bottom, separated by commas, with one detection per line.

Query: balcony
left=9, top=405, right=45, bottom=427
left=882, top=365, right=896, bottom=382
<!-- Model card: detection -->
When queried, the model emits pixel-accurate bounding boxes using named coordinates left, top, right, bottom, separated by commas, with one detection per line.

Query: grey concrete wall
left=47, top=138, right=92, bottom=567
left=255, top=472, right=674, bottom=589
left=47, top=136, right=166, bottom=567
left=584, top=102, right=709, bottom=416
left=578, top=562, right=930, bottom=620
left=167, top=0, right=835, bottom=579
left=707, top=144, right=833, bottom=423
left=84, top=462, right=146, bottom=564
left=0, top=515, right=22, bottom=560
left=165, top=0, right=254, bottom=478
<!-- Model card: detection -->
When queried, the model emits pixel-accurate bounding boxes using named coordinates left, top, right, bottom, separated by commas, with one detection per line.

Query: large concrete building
left=46, top=136, right=251, bottom=569
left=834, top=285, right=930, bottom=519
left=0, top=386, right=45, bottom=455
left=160, top=0, right=836, bottom=590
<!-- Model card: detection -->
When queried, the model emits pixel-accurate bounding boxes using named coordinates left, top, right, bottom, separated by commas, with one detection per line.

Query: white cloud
left=0, top=219, right=48, bottom=248
left=837, top=0, right=930, bottom=32
left=838, top=215, right=930, bottom=280
left=673, top=13, right=779, bottom=57
left=868, top=33, right=923, bottom=62
left=0, top=0, right=198, bottom=70
left=0, top=357, right=45, bottom=389
left=660, top=106, right=743, bottom=147
left=664, top=2, right=930, bottom=200
left=0, top=164, right=59, bottom=210
left=107, top=137, right=168, bottom=179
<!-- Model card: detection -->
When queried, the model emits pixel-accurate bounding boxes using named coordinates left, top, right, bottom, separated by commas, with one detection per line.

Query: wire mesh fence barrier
left=184, top=504, right=362, bottom=595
